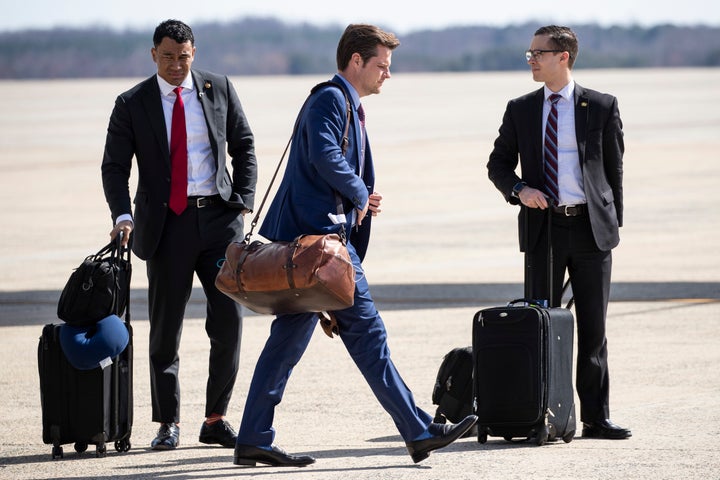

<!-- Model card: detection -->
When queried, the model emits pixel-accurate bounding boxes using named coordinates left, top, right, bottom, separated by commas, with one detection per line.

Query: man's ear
left=352, top=52, right=363, bottom=68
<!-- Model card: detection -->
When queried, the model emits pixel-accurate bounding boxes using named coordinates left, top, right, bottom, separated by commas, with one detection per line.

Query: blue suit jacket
left=259, top=75, right=375, bottom=260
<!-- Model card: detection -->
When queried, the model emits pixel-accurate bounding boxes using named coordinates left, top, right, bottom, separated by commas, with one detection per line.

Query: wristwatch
left=511, top=181, right=527, bottom=198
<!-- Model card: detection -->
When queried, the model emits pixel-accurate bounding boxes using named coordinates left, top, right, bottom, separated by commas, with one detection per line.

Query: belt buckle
left=564, top=205, right=572, bottom=216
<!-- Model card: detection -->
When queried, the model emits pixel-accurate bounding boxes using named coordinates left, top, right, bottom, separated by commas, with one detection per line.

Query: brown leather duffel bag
left=215, top=233, right=355, bottom=315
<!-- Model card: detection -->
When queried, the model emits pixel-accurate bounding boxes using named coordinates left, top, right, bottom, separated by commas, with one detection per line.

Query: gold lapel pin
left=581, top=101, right=588, bottom=107
left=204, top=82, right=211, bottom=90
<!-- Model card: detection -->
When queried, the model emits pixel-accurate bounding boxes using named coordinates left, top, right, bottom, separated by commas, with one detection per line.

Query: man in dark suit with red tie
left=487, top=25, right=631, bottom=439
left=101, top=19, right=257, bottom=450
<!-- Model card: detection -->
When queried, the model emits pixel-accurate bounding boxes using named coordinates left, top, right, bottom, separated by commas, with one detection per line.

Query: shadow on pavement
left=1, top=282, right=717, bottom=327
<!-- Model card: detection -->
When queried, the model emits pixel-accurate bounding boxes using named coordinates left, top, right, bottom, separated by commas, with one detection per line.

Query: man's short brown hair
left=535, top=25, right=579, bottom=69
left=336, top=24, right=400, bottom=71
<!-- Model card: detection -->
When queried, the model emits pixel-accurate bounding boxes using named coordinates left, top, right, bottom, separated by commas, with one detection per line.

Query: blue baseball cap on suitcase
left=59, top=314, right=129, bottom=370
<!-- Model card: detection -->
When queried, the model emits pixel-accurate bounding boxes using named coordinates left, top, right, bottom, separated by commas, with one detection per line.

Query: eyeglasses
left=525, top=49, right=564, bottom=61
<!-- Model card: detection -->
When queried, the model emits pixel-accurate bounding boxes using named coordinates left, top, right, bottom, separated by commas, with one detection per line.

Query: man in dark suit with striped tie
left=487, top=25, right=631, bottom=440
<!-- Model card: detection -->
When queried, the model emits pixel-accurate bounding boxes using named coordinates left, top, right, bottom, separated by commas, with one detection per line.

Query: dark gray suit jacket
left=487, top=83, right=624, bottom=252
left=101, top=70, right=257, bottom=259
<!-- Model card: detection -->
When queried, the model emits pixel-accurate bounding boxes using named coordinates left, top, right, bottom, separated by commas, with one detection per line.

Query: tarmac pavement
left=1, top=69, right=719, bottom=479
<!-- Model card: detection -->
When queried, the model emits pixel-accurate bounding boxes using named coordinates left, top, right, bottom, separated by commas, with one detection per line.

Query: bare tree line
left=1, top=18, right=718, bottom=79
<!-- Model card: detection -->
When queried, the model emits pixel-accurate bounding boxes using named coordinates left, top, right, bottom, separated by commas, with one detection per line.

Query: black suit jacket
left=487, top=83, right=624, bottom=252
left=101, top=70, right=257, bottom=260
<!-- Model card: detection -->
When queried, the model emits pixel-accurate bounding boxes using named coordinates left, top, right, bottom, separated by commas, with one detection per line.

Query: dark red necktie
left=357, top=104, right=366, bottom=172
left=169, top=86, right=188, bottom=215
left=544, top=93, right=561, bottom=203
left=357, top=103, right=365, bottom=128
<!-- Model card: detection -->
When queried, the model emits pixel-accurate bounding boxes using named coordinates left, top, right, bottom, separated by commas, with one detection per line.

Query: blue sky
left=2, top=0, right=718, bottom=32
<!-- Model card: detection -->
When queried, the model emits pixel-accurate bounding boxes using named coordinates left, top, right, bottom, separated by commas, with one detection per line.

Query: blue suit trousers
left=236, top=242, right=433, bottom=446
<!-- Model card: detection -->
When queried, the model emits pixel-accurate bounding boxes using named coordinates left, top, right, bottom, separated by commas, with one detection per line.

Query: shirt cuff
left=115, top=213, right=133, bottom=225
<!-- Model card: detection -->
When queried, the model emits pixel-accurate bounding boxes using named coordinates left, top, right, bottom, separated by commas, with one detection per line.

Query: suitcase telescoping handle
left=508, top=280, right=572, bottom=309
left=521, top=200, right=574, bottom=309
left=116, top=231, right=132, bottom=324
left=546, top=198, right=575, bottom=309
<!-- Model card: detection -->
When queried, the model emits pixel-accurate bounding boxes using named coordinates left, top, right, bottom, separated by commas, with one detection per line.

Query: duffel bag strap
left=244, top=82, right=352, bottom=244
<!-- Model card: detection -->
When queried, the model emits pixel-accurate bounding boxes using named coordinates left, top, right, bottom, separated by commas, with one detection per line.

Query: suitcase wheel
left=51, top=445, right=64, bottom=460
left=96, top=443, right=107, bottom=458
left=115, top=438, right=131, bottom=452
left=74, top=442, right=88, bottom=454
left=536, top=425, right=550, bottom=446
left=562, top=430, right=575, bottom=443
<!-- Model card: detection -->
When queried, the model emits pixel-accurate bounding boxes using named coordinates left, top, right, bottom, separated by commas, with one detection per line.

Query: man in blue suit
left=233, top=24, right=477, bottom=467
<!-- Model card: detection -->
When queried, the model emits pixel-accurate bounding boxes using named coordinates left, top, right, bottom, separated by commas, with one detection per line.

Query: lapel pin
left=581, top=101, right=588, bottom=107
left=199, top=82, right=211, bottom=98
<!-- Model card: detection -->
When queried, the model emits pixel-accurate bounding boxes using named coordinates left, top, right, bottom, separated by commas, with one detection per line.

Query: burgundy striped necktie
left=169, top=86, right=188, bottom=215
left=543, top=93, right=562, bottom=203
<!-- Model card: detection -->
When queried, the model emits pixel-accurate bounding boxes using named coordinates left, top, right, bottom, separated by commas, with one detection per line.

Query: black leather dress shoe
left=582, top=419, right=632, bottom=439
left=151, top=422, right=180, bottom=450
left=234, top=444, right=316, bottom=467
left=199, top=419, right=237, bottom=448
left=429, top=420, right=478, bottom=438
left=406, top=415, right=478, bottom=463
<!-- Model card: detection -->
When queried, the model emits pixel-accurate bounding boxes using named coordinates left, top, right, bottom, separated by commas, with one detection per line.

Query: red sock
left=205, top=413, right=223, bottom=425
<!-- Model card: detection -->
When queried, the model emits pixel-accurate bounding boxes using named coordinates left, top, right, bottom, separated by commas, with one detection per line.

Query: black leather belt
left=187, top=195, right=221, bottom=208
left=551, top=204, right=586, bottom=216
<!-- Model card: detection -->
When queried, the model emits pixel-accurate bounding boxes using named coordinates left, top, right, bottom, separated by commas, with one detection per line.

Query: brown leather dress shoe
left=199, top=419, right=237, bottom=448
left=151, top=422, right=180, bottom=450
left=406, top=415, right=478, bottom=463
left=582, top=419, right=632, bottom=439
left=234, top=444, right=316, bottom=467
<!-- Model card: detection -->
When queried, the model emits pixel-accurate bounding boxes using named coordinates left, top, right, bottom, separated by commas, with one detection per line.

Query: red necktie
left=169, top=86, right=188, bottom=215
left=543, top=93, right=561, bottom=203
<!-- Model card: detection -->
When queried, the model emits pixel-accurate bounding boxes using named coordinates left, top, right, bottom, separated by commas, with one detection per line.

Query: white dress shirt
left=543, top=80, right=586, bottom=206
left=116, top=74, right=218, bottom=225
left=157, top=74, right=217, bottom=197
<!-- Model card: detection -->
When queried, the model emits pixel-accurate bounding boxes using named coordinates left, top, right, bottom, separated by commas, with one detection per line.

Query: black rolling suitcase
left=472, top=300, right=575, bottom=445
left=38, top=237, right=133, bottom=459
left=472, top=207, right=576, bottom=446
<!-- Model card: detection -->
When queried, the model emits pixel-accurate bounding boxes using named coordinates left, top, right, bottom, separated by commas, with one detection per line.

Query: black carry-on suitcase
left=472, top=206, right=576, bottom=445
left=472, top=300, right=575, bottom=445
left=38, top=236, right=133, bottom=459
